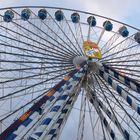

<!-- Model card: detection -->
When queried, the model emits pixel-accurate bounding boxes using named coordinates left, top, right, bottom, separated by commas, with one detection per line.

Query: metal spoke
left=96, top=74, right=140, bottom=132
left=0, top=69, right=73, bottom=100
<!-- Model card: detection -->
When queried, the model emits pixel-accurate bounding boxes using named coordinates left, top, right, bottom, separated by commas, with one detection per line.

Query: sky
left=0, top=0, right=139, bottom=140
left=0, top=0, right=140, bottom=29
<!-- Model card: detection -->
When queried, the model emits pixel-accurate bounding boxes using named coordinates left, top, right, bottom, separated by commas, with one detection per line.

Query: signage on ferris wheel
left=83, top=40, right=102, bottom=59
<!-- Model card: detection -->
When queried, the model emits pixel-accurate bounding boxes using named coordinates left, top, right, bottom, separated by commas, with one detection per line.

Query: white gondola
left=3, top=10, right=14, bottom=22
left=38, top=9, right=47, bottom=20
left=71, top=13, right=80, bottom=23
left=103, top=20, right=113, bottom=31
left=119, top=26, right=129, bottom=37
left=55, top=10, right=64, bottom=21
left=21, top=9, right=31, bottom=21
left=87, top=16, right=96, bottom=26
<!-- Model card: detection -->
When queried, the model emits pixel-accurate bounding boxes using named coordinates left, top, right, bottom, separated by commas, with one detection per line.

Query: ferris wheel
left=0, top=6, right=140, bottom=140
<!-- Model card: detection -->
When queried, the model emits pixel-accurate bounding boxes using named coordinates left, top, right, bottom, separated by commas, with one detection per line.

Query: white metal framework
left=0, top=6, right=139, bottom=140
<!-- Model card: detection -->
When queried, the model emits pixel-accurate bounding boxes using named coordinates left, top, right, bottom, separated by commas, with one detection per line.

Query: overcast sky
left=0, top=0, right=140, bottom=28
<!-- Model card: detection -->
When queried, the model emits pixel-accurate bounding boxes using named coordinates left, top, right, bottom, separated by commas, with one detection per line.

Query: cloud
left=84, top=0, right=140, bottom=28
left=0, top=0, right=139, bottom=28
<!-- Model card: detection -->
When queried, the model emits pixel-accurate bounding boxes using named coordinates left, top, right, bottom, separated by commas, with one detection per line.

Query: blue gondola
left=71, top=13, right=80, bottom=23
left=87, top=16, right=96, bottom=27
left=103, top=20, right=113, bottom=31
left=134, top=32, right=140, bottom=44
left=3, top=10, right=14, bottom=22
left=55, top=10, right=64, bottom=21
left=38, top=9, right=47, bottom=20
left=119, top=26, right=129, bottom=37
left=21, top=9, right=31, bottom=21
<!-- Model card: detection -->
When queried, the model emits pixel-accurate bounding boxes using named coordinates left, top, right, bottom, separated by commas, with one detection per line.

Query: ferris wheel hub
left=87, top=60, right=102, bottom=74
left=73, top=56, right=87, bottom=67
